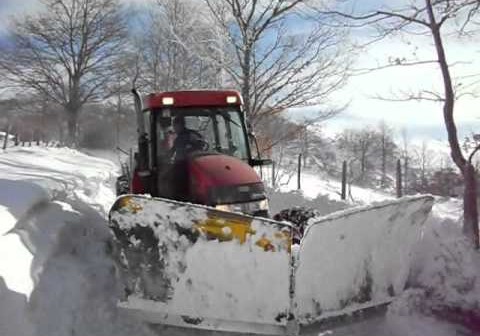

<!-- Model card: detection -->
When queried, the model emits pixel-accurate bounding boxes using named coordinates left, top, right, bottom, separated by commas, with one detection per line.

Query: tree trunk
left=242, top=44, right=252, bottom=121
left=360, top=150, right=366, bottom=181
left=396, top=159, right=403, bottom=198
left=463, top=163, right=479, bottom=248
left=425, top=0, right=478, bottom=247
left=66, top=109, right=79, bottom=147
left=116, top=92, right=122, bottom=148
left=404, top=156, right=409, bottom=194
left=381, top=136, right=387, bottom=188
left=297, top=154, right=302, bottom=190
left=2, top=125, right=10, bottom=150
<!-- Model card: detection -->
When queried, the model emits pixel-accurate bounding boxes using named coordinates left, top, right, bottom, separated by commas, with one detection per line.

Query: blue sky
left=0, top=0, right=479, bottom=142
left=0, top=0, right=40, bottom=32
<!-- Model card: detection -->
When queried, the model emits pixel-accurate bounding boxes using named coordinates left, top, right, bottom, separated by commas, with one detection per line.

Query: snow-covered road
left=0, top=146, right=478, bottom=336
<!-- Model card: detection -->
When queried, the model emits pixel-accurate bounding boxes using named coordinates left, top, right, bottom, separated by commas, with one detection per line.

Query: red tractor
left=109, top=89, right=434, bottom=335
left=117, top=89, right=272, bottom=217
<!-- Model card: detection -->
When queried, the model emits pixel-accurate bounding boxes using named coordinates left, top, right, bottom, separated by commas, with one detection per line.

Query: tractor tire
left=273, top=207, right=320, bottom=244
left=115, top=175, right=130, bottom=196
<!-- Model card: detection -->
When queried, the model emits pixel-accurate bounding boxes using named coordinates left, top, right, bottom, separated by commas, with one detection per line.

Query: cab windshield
left=155, top=107, right=249, bottom=161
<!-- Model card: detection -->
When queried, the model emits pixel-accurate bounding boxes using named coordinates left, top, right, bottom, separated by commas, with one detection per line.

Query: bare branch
left=468, top=143, right=480, bottom=164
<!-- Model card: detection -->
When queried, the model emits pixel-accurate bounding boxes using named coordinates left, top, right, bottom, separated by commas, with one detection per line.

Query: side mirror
left=249, top=158, right=272, bottom=166
left=116, top=146, right=129, bottom=156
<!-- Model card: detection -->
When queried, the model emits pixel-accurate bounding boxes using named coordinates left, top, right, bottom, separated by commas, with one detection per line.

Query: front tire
left=115, top=175, right=130, bottom=196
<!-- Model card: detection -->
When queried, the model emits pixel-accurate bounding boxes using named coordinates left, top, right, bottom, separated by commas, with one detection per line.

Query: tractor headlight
left=226, top=96, right=238, bottom=104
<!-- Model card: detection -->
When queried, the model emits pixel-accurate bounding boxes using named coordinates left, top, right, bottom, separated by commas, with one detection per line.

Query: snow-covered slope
left=261, top=166, right=393, bottom=216
left=0, top=146, right=478, bottom=336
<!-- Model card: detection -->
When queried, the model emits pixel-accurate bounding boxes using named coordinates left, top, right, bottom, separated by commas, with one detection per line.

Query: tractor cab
left=131, top=90, right=271, bottom=217
left=155, top=105, right=250, bottom=165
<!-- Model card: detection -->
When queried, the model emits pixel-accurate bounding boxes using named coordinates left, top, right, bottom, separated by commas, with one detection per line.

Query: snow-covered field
left=0, top=146, right=479, bottom=336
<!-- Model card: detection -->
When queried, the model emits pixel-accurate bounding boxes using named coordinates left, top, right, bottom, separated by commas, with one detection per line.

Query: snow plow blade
left=108, top=194, right=434, bottom=335
left=294, top=195, right=434, bottom=331
left=108, top=195, right=293, bottom=335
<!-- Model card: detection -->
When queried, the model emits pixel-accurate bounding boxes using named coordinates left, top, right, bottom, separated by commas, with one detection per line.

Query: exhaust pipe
left=132, top=88, right=145, bottom=135
left=132, top=88, right=148, bottom=171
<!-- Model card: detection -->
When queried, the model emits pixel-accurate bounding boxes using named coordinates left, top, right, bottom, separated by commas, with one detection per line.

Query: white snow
left=0, top=145, right=478, bottom=336
left=267, top=164, right=393, bottom=203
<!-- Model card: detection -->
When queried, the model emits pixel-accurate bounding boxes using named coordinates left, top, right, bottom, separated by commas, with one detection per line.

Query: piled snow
left=385, top=198, right=480, bottom=334
left=0, top=147, right=116, bottom=214
left=267, top=188, right=348, bottom=216
left=0, top=147, right=155, bottom=336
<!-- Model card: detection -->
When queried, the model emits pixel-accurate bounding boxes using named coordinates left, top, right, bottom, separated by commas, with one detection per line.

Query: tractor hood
left=188, top=153, right=265, bottom=205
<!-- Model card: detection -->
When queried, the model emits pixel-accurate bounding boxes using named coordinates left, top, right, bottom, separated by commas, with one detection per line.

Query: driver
left=170, top=116, right=205, bottom=160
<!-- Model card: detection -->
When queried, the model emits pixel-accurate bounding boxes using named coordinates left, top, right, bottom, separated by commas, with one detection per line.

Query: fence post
left=271, top=161, right=276, bottom=189
left=396, top=159, right=403, bottom=198
left=341, top=160, right=347, bottom=200
left=297, top=154, right=302, bottom=190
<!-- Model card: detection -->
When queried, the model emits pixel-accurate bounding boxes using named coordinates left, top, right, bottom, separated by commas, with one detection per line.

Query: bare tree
left=400, top=128, right=412, bottom=194
left=327, top=0, right=480, bottom=247
left=377, top=121, right=396, bottom=188
left=337, top=128, right=378, bottom=184
left=409, top=140, right=437, bottom=193
left=0, top=0, right=127, bottom=146
left=134, top=0, right=222, bottom=92
left=203, top=0, right=350, bottom=127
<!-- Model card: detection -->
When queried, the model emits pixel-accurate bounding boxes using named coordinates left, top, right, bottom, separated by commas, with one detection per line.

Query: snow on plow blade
left=108, top=195, right=293, bottom=335
left=294, top=195, right=434, bottom=328
left=108, top=194, right=434, bottom=335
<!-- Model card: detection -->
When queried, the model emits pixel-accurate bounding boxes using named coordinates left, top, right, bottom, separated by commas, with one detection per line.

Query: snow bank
left=267, top=188, right=347, bottom=216
left=384, top=198, right=480, bottom=334
left=0, top=147, right=154, bottom=336
left=0, top=179, right=49, bottom=235
left=0, top=147, right=117, bottom=214
left=0, top=147, right=118, bottom=297
left=0, top=179, right=50, bottom=297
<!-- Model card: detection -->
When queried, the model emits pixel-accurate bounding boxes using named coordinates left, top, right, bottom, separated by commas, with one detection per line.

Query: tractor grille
left=209, top=182, right=266, bottom=205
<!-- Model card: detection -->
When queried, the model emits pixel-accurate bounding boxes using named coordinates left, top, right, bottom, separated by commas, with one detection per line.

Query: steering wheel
left=197, top=138, right=210, bottom=151
left=188, top=129, right=209, bottom=151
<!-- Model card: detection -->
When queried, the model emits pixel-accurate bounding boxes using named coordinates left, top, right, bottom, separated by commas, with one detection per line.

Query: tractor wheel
left=273, top=207, right=320, bottom=244
left=115, top=175, right=130, bottom=196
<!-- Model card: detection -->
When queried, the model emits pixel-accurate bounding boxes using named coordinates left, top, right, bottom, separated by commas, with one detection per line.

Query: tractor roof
left=145, top=90, right=242, bottom=109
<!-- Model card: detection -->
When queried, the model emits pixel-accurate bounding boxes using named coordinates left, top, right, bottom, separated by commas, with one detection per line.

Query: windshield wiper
left=222, top=112, right=242, bottom=128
